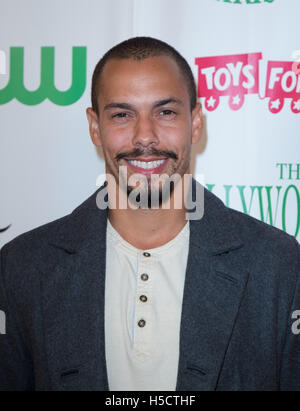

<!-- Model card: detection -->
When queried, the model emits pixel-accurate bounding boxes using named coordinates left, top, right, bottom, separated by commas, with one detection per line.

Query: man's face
left=87, top=55, right=202, bottom=205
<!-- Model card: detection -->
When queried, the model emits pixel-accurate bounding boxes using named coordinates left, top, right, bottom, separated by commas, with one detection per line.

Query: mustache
left=115, top=148, right=178, bottom=161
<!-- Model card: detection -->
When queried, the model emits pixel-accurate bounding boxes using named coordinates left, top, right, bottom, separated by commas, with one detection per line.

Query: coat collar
left=43, top=178, right=248, bottom=390
left=48, top=177, right=243, bottom=256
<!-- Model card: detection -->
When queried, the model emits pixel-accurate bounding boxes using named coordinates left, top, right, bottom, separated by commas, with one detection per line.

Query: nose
left=132, top=114, right=159, bottom=148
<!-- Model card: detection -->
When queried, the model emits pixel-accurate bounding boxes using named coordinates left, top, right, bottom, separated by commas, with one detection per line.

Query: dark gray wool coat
left=0, top=179, right=300, bottom=391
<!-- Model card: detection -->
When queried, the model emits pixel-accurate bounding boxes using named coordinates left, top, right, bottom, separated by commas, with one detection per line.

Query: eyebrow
left=103, top=97, right=184, bottom=112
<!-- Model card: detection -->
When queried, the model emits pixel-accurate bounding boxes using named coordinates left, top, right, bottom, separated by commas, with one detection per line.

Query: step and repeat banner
left=0, top=0, right=299, bottom=248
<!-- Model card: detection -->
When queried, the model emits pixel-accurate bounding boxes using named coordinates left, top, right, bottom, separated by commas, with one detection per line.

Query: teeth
left=127, top=159, right=166, bottom=169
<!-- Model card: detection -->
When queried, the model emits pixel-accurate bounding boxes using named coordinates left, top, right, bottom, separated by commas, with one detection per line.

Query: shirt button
left=140, top=295, right=147, bottom=303
left=141, top=273, right=149, bottom=281
left=138, top=319, right=146, bottom=328
left=143, top=252, right=151, bottom=257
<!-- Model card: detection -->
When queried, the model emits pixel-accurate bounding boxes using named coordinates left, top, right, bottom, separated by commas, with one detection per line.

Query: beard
left=114, top=146, right=179, bottom=209
left=105, top=145, right=191, bottom=210
left=126, top=177, right=176, bottom=209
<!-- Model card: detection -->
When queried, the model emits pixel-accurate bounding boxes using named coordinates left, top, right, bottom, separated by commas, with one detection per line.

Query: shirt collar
left=106, top=218, right=190, bottom=258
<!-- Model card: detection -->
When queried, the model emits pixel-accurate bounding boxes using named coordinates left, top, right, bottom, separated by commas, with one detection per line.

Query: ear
left=86, top=107, right=102, bottom=147
left=191, top=102, right=202, bottom=144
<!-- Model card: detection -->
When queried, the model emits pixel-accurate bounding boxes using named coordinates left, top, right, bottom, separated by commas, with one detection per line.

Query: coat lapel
left=41, top=191, right=109, bottom=391
left=176, top=182, right=249, bottom=390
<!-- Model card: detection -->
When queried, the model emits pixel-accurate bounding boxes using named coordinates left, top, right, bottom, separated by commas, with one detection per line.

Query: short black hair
left=91, top=36, right=197, bottom=114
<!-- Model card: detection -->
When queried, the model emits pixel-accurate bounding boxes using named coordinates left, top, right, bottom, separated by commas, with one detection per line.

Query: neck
left=107, top=174, right=191, bottom=250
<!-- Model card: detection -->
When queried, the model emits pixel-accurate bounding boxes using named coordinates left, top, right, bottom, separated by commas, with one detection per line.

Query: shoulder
left=0, top=188, right=101, bottom=288
left=2, top=188, right=99, bottom=253
left=203, top=186, right=299, bottom=257
left=224, top=205, right=300, bottom=298
left=202, top=187, right=300, bottom=285
left=228, top=205, right=299, bottom=258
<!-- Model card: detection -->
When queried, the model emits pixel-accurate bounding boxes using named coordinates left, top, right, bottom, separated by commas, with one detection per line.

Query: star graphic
left=293, top=99, right=300, bottom=111
left=206, top=96, right=216, bottom=108
left=270, top=98, right=281, bottom=110
left=232, top=94, right=241, bottom=105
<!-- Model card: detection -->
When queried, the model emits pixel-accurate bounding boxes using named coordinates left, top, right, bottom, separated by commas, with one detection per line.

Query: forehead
left=97, top=55, right=189, bottom=108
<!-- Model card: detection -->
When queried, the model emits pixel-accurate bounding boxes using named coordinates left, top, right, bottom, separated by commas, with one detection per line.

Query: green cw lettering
left=0, top=47, right=86, bottom=106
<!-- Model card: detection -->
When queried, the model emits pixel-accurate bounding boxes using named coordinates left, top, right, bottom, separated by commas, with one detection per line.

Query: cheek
left=160, top=123, right=186, bottom=144
left=166, top=129, right=192, bottom=155
left=101, top=129, right=130, bottom=156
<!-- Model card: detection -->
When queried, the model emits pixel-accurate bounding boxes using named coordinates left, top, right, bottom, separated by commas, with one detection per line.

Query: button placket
left=139, top=295, right=147, bottom=303
left=141, top=273, right=149, bottom=282
left=133, top=251, right=154, bottom=359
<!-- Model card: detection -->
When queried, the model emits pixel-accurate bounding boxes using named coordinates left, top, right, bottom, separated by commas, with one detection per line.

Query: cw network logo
left=0, top=47, right=86, bottom=106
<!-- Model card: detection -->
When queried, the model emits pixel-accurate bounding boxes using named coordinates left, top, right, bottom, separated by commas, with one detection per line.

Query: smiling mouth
left=124, top=158, right=169, bottom=172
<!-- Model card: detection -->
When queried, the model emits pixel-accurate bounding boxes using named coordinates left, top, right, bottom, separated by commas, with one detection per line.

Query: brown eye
left=112, top=112, right=128, bottom=118
left=159, top=109, right=176, bottom=118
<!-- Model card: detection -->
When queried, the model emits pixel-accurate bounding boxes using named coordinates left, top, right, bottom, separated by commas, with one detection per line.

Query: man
left=0, top=37, right=300, bottom=391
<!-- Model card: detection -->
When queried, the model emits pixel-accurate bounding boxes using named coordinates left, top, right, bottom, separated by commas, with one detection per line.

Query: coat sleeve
left=0, top=245, right=35, bottom=391
left=279, top=238, right=300, bottom=391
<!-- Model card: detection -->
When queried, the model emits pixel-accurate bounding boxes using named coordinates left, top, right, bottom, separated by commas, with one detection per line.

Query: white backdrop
left=0, top=0, right=299, bottom=248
